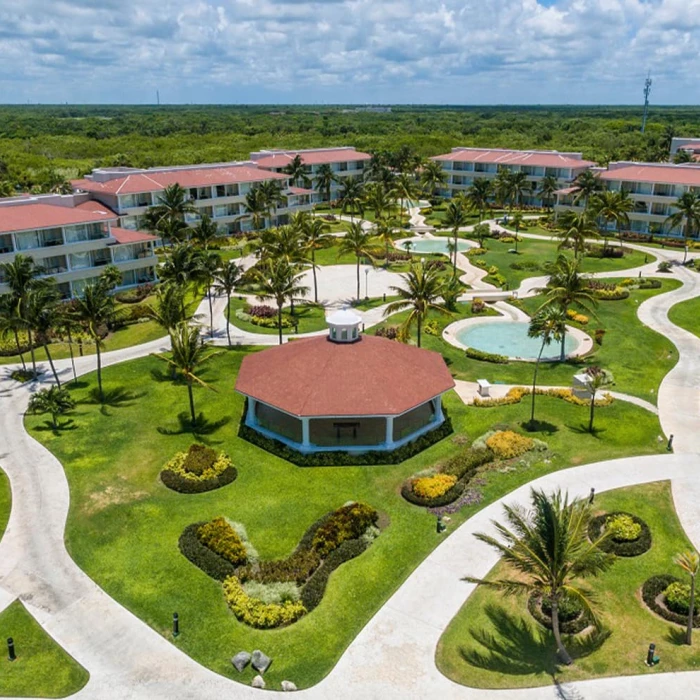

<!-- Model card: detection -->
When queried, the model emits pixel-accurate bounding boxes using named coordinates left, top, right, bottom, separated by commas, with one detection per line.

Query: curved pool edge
left=442, top=316, right=594, bottom=363
left=394, top=236, right=476, bottom=256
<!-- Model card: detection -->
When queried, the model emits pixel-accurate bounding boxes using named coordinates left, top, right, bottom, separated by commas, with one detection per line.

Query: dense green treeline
left=1, top=104, right=700, bottom=189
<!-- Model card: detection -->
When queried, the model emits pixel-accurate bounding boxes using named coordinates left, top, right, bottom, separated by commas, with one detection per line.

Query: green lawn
left=227, top=299, right=328, bottom=335
left=436, top=481, right=700, bottom=689
left=668, top=296, right=700, bottom=339
left=0, top=468, right=11, bottom=542
left=25, top=350, right=666, bottom=689
left=0, top=601, right=88, bottom=697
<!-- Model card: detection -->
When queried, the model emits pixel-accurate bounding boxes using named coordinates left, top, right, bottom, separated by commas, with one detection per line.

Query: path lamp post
left=173, top=612, right=180, bottom=637
left=7, top=638, right=15, bottom=661
left=365, top=268, right=369, bottom=300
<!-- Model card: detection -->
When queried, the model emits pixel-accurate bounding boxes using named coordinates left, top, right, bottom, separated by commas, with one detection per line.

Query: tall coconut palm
left=149, top=283, right=188, bottom=337
left=258, top=179, right=286, bottom=225
left=665, top=191, right=700, bottom=262
left=538, top=175, right=559, bottom=211
left=152, top=322, right=222, bottom=426
left=527, top=307, right=566, bottom=426
left=314, top=163, right=337, bottom=204
left=73, top=282, right=119, bottom=403
left=394, top=171, right=419, bottom=223
left=420, top=160, right=447, bottom=199
left=195, top=249, right=222, bottom=337
left=363, top=182, right=395, bottom=228
left=253, top=259, right=309, bottom=344
left=675, top=550, right=700, bottom=645
left=556, top=211, right=600, bottom=258
left=150, top=183, right=196, bottom=234
left=243, top=185, right=270, bottom=232
left=384, top=264, right=449, bottom=347
left=572, top=170, right=600, bottom=209
left=538, top=254, right=598, bottom=361
left=511, top=212, right=524, bottom=253
left=509, top=171, right=531, bottom=210
left=338, top=177, right=365, bottom=221
left=283, top=154, right=311, bottom=189
left=0, top=293, right=28, bottom=371
left=338, top=221, right=377, bottom=302
left=585, top=366, right=614, bottom=433
left=443, top=200, right=469, bottom=275
left=213, top=259, right=242, bottom=347
left=494, top=168, right=513, bottom=210
left=192, top=214, right=220, bottom=250
left=158, top=243, right=200, bottom=315
left=54, top=304, right=83, bottom=385
left=466, top=178, right=494, bottom=223
left=464, top=488, right=614, bottom=665
left=24, top=282, right=62, bottom=387
left=300, top=216, right=332, bottom=303
left=591, top=190, right=633, bottom=249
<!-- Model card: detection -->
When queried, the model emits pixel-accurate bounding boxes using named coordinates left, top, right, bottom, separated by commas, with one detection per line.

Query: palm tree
left=511, top=212, right=524, bottom=252
left=0, top=293, right=28, bottom=372
left=591, top=190, right=632, bottom=249
left=338, top=221, right=377, bottom=302
left=192, top=214, right=220, bottom=250
left=314, top=163, right=337, bottom=204
left=675, top=550, right=700, bottom=645
left=420, top=160, right=447, bottom=199
left=300, top=216, right=332, bottom=303
left=148, top=284, right=188, bottom=337
left=585, top=366, right=613, bottom=433
left=24, top=283, right=62, bottom=387
left=443, top=200, right=468, bottom=275
left=54, top=304, right=83, bottom=385
left=195, top=249, right=222, bottom=337
left=674, top=149, right=693, bottom=165
left=158, top=243, right=200, bottom=314
left=253, top=259, right=309, bottom=344
left=384, top=264, right=449, bottom=347
left=243, top=184, right=271, bottom=232
left=258, top=179, right=285, bottom=225
left=509, top=171, right=531, bottom=210
left=212, top=260, right=242, bottom=347
left=99, top=264, right=123, bottom=292
left=27, top=386, right=75, bottom=430
left=572, top=170, right=600, bottom=209
left=466, top=178, right=494, bottom=223
left=538, top=254, right=598, bottom=361
left=665, top=192, right=700, bottom=262
left=527, top=307, right=566, bottom=425
left=494, top=168, right=513, bottom=210
left=465, top=488, right=614, bottom=665
left=538, top=175, right=559, bottom=211
left=150, top=183, right=196, bottom=235
left=283, top=154, right=311, bottom=189
left=73, top=282, right=119, bottom=403
left=152, top=323, right=222, bottom=426
left=394, top=171, right=418, bottom=223
left=338, top=177, right=365, bottom=221
left=556, top=211, right=600, bottom=258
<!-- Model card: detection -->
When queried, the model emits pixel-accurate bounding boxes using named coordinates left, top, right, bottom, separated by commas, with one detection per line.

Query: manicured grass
left=226, top=299, right=328, bottom=335
left=0, top=601, right=88, bottom=697
left=669, top=296, right=700, bottom=339
left=25, top=350, right=666, bottom=689
left=436, top=481, right=700, bottom=689
left=353, top=295, right=401, bottom=311
left=0, top=468, right=11, bottom=542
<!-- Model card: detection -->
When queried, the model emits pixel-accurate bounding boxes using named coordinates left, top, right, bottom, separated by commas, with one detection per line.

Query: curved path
left=1, top=236, right=700, bottom=697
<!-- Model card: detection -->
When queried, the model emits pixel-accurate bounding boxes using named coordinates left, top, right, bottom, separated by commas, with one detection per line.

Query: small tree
left=338, top=221, right=377, bottom=302
left=511, top=212, right=523, bottom=253
left=473, top=223, right=491, bottom=250
left=675, top=550, right=700, bottom=645
left=213, top=260, right=242, bottom=347
left=585, top=366, right=614, bottom=433
left=443, top=200, right=468, bottom=275
left=28, top=386, right=75, bottom=429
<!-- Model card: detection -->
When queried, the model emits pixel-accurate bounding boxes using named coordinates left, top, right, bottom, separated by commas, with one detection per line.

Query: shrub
left=401, top=478, right=465, bottom=507
left=247, top=304, right=277, bottom=318
left=471, top=299, right=486, bottom=314
left=665, top=581, right=692, bottom=616
left=528, top=593, right=590, bottom=634
left=566, top=309, right=589, bottom=325
left=179, top=522, right=237, bottom=581
left=594, top=328, right=606, bottom=346
left=641, top=575, right=700, bottom=627
left=115, top=283, right=154, bottom=304
left=197, top=517, right=248, bottom=567
left=510, top=261, right=541, bottom=272
left=467, top=247, right=486, bottom=257
left=441, top=447, right=494, bottom=480
left=424, top=320, right=440, bottom=336
left=182, top=443, right=217, bottom=476
left=236, top=549, right=321, bottom=586
left=588, top=512, right=651, bottom=557
left=412, top=474, right=457, bottom=499
left=375, top=326, right=399, bottom=340
left=250, top=315, right=292, bottom=329
left=241, top=580, right=301, bottom=605
left=160, top=447, right=237, bottom=493
left=311, top=502, right=378, bottom=557
left=223, top=576, right=307, bottom=629
left=486, top=430, right=534, bottom=459
left=639, top=278, right=662, bottom=289
left=593, top=286, right=629, bottom=301
left=465, top=347, right=509, bottom=364
left=606, top=513, right=641, bottom=542
left=658, top=261, right=672, bottom=273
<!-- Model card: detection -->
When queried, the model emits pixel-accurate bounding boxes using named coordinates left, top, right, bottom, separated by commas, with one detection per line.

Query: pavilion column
left=247, top=397, right=257, bottom=426
left=433, top=396, right=444, bottom=422
left=302, top=417, right=311, bottom=448
left=385, top=416, right=395, bottom=448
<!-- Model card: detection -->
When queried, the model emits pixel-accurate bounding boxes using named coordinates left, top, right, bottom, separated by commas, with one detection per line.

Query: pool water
left=456, top=321, right=580, bottom=360
left=402, top=238, right=473, bottom=255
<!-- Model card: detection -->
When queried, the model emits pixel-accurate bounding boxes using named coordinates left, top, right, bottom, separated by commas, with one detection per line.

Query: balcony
left=69, top=250, right=113, bottom=271
left=0, top=235, right=13, bottom=254
left=39, top=255, right=69, bottom=276
left=15, top=228, right=65, bottom=252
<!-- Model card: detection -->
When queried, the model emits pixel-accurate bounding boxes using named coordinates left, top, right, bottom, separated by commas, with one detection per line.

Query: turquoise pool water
left=456, top=321, right=580, bottom=360
left=403, top=239, right=472, bottom=255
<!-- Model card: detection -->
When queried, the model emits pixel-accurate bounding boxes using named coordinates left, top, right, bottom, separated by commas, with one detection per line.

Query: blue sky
left=0, top=0, right=697, bottom=105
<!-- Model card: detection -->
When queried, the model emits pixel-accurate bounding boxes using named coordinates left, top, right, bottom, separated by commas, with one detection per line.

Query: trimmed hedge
left=179, top=522, right=238, bottom=581
left=238, top=402, right=453, bottom=466
left=588, top=511, right=652, bottom=557
left=160, top=465, right=238, bottom=493
left=641, top=574, right=700, bottom=627
left=160, top=444, right=238, bottom=493
left=465, top=347, right=509, bottom=364
left=527, top=593, right=591, bottom=635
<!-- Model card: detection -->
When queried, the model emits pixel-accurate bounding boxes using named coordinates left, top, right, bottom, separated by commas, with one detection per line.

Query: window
left=331, top=327, right=337, bottom=339
left=341, top=329, right=348, bottom=340
left=0, top=234, right=13, bottom=254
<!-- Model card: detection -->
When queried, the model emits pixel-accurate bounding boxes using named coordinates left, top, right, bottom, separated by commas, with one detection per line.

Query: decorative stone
left=231, top=651, right=251, bottom=673
left=251, top=675, right=265, bottom=689
left=251, top=649, right=272, bottom=673
left=281, top=680, right=298, bottom=692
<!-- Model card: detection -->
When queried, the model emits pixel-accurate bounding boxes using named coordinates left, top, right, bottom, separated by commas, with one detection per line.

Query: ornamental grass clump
left=412, top=474, right=457, bottom=500
left=197, top=517, right=248, bottom=567
left=485, top=430, right=534, bottom=460
left=606, top=513, right=642, bottom=542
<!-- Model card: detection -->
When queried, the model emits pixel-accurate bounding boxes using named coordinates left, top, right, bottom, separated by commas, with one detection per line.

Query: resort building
left=235, top=309, right=454, bottom=454
left=72, top=162, right=315, bottom=235
left=0, top=193, right=158, bottom=299
left=670, top=137, right=700, bottom=162
left=250, top=147, right=372, bottom=203
left=554, top=161, right=700, bottom=237
left=432, top=148, right=595, bottom=206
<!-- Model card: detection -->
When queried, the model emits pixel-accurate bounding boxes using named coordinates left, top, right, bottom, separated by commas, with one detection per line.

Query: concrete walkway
left=1, top=231, right=700, bottom=697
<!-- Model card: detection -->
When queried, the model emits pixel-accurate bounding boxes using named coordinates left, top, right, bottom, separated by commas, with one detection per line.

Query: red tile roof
left=235, top=334, right=454, bottom=417
left=432, top=148, right=594, bottom=169
left=253, top=149, right=371, bottom=169
left=74, top=200, right=119, bottom=217
left=600, top=163, right=700, bottom=187
left=0, top=202, right=116, bottom=234
left=110, top=227, right=159, bottom=245
left=287, top=186, right=315, bottom=195
left=72, top=165, right=288, bottom=196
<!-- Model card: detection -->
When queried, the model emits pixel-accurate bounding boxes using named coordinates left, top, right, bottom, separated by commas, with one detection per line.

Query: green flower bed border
left=588, top=511, right=652, bottom=557
left=641, top=574, right=700, bottom=628
left=527, top=593, right=591, bottom=635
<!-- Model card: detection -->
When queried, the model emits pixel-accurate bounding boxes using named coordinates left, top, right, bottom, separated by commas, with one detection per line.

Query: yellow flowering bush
left=473, top=386, right=614, bottom=408
left=566, top=310, right=589, bottom=325
left=223, top=576, right=307, bottom=628
left=197, top=517, right=248, bottom=566
left=485, top=431, right=534, bottom=459
left=412, top=474, right=457, bottom=499
left=163, top=449, right=234, bottom=482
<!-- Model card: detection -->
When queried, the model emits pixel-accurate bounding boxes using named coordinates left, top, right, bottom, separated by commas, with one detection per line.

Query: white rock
left=252, top=675, right=265, bottom=689
left=281, top=680, right=298, bottom=691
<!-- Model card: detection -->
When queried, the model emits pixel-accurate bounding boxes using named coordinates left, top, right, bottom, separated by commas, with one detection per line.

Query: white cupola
left=327, top=308, right=362, bottom=343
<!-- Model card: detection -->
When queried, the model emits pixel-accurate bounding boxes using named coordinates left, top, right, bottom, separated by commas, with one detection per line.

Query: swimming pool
left=456, top=321, right=580, bottom=360
left=400, top=238, right=473, bottom=255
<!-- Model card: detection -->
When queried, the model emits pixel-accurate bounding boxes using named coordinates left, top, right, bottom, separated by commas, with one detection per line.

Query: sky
left=0, top=0, right=699, bottom=105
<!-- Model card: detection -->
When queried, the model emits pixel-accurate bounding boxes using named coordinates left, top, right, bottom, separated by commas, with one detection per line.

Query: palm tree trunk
left=51, top=411, right=59, bottom=430
left=453, top=229, right=458, bottom=277
left=43, top=343, right=61, bottom=388
left=560, top=327, right=566, bottom=362
left=550, top=597, right=573, bottom=664
left=356, top=257, right=361, bottom=301
left=687, top=575, right=695, bottom=645
left=66, top=332, right=77, bottom=384
left=187, top=380, right=196, bottom=426
left=530, top=342, right=545, bottom=424
left=27, top=328, right=37, bottom=378
left=207, top=284, right=214, bottom=338
left=277, top=304, right=283, bottom=345
left=95, top=341, right=103, bottom=403
left=417, top=315, right=422, bottom=348
left=589, top=390, right=596, bottom=433
left=13, top=330, right=26, bottom=371
left=225, top=292, right=232, bottom=347
left=312, top=249, right=318, bottom=303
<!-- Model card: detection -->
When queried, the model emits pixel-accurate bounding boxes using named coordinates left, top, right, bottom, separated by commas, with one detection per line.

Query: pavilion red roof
left=235, top=334, right=454, bottom=417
